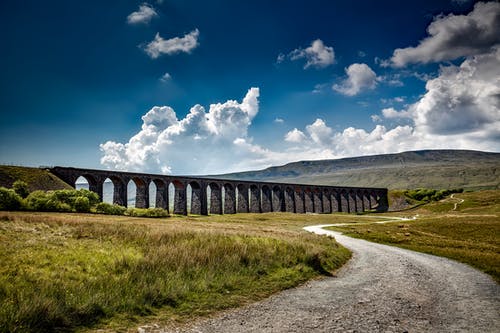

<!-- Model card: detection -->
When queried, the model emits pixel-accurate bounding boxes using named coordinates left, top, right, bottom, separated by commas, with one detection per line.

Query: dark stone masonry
left=50, top=166, right=389, bottom=215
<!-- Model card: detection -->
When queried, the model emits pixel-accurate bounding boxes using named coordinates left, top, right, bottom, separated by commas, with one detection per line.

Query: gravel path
left=152, top=224, right=499, bottom=333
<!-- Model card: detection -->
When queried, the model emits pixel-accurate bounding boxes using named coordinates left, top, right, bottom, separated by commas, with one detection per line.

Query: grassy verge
left=328, top=190, right=500, bottom=283
left=0, top=166, right=71, bottom=192
left=0, top=212, right=351, bottom=332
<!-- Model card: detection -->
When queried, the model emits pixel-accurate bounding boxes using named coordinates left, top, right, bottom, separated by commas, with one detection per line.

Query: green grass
left=0, top=212, right=350, bottom=332
left=328, top=190, right=500, bottom=283
left=0, top=166, right=71, bottom=192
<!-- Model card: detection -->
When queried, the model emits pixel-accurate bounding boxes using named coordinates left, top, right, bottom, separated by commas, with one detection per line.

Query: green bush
left=405, top=188, right=464, bottom=202
left=125, top=207, right=169, bottom=218
left=95, top=202, right=127, bottom=215
left=74, top=197, right=91, bottom=213
left=25, top=189, right=99, bottom=212
left=12, top=180, right=30, bottom=198
left=0, top=187, right=23, bottom=210
left=25, top=191, right=72, bottom=212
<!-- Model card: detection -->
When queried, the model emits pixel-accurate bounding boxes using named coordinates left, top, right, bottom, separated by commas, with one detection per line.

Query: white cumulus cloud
left=100, top=88, right=261, bottom=174
left=333, top=63, right=378, bottom=96
left=284, top=39, right=335, bottom=69
left=284, top=128, right=307, bottom=143
left=100, top=47, right=500, bottom=175
left=410, top=46, right=500, bottom=136
left=389, top=1, right=500, bottom=67
left=127, top=3, right=158, bottom=25
left=144, top=29, right=200, bottom=59
left=382, top=107, right=412, bottom=119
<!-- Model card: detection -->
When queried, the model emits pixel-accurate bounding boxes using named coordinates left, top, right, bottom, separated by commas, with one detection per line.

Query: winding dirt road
left=156, top=223, right=499, bottom=333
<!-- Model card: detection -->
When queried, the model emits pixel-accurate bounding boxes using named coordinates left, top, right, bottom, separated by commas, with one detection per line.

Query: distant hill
left=214, top=150, right=500, bottom=190
left=0, top=165, right=72, bottom=191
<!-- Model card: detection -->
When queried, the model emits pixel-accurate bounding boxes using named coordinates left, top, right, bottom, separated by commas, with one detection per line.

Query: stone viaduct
left=50, top=166, right=389, bottom=215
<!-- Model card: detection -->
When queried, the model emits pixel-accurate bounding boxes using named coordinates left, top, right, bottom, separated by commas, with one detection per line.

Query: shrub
left=404, top=188, right=464, bottom=203
left=74, top=197, right=91, bottom=213
left=25, top=189, right=97, bottom=212
left=25, top=191, right=73, bottom=212
left=12, top=180, right=30, bottom=198
left=0, top=187, right=23, bottom=210
left=95, top=202, right=127, bottom=215
left=125, top=207, right=169, bottom=218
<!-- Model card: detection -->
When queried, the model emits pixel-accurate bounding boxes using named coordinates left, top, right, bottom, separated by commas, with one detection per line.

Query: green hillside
left=215, top=150, right=500, bottom=190
left=0, top=165, right=72, bottom=191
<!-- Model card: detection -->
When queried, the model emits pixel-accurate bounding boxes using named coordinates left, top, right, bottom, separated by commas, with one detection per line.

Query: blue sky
left=1, top=0, right=499, bottom=174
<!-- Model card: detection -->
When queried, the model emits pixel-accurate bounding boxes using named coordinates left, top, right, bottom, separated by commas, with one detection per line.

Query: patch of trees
left=0, top=180, right=168, bottom=217
left=404, top=188, right=463, bottom=203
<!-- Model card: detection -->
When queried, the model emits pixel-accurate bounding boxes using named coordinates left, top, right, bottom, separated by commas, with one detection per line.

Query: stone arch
left=101, top=177, right=114, bottom=204
left=189, top=180, right=203, bottom=215
left=304, top=187, right=314, bottom=213
left=294, top=187, right=305, bottom=213
left=354, top=190, right=363, bottom=212
left=75, top=174, right=103, bottom=201
left=151, top=179, right=168, bottom=211
left=224, top=183, right=236, bottom=214
left=284, top=187, right=295, bottom=213
left=376, top=189, right=389, bottom=212
left=348, top=190, right=357, bottom=213
left=261, top=185, right=272, bottom=213
left=104, top=176, right=126, bottom=207
left=362, top=190, right=371, bottom=212
left=313, top=188, right=323, bottom=213
left=340, top=190, right=349, bottom=213
left=249, top=184, right=260, bottom=213
left=369, top=191, right=377, bottom=210
left=237, top=184, right=249, bottom=213
left=148, top=181, right=157, bottom=208
left=75, top=176, right=89, bottom=190
left=272, top=185, right=285, bottom=212
left=172, top=180, right=187, bottom=215
left=126, top=178, right=136, bottom=208
left=128, top=177, right=149, bottom=209
left=208, top=182, right=222, bottom=214
left=322, top=189, right=331, bottom=213
left=330, top=190, right=340, bottom=213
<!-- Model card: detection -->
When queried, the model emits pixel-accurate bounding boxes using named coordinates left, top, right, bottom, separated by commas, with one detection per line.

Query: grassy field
left=0, top=211, right=353, bottom=333
left=328, top=190, right=500, bottom=282
left=1, top=190, right=498, bottom=332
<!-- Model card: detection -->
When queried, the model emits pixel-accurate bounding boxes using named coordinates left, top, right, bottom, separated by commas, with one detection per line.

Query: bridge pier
left=293, top=188, right=304, bottom=213
left=224, top=183, right=236, bottom=214
left=284, top=187, right=295, bottom=213
left=249, top=185, right=261, bottom=213
left=209, top=183, right=223, bottom=215
left=313, top=189, right=323, bottom=213
left=236, top=184, right=249, bottom=213
left=134, top=178, right=149, bottom=209
left=261, top=186, right=272, bottom=213
left=189, top=181, right=203, bottom=215
left=322, top=190, right=331, bottom=213
left=271, top=186, right=283, bottom=212
left=173, top=181, right=187, bottom=215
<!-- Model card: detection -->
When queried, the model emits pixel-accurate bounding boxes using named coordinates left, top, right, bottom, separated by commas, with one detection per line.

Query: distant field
left=328, top=190, right=500, bottom=282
